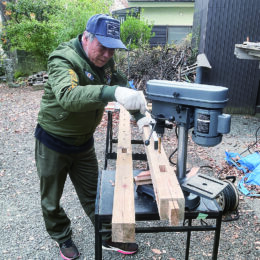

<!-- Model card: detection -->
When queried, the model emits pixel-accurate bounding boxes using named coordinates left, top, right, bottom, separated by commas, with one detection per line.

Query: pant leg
left=68, top=146, right=98, bottom=225
left=69, top=146, right=112, bottom=240
left=35, top=139, right=72, bottom=243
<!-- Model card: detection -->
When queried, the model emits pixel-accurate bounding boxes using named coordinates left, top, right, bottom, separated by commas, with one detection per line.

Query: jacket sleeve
left=47, top=57, right=117, bottom=112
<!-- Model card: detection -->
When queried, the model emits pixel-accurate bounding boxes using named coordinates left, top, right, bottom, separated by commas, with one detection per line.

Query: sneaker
left=102, top=239, right=138, bottom=255
left=57, top=238, right=80, bottom=260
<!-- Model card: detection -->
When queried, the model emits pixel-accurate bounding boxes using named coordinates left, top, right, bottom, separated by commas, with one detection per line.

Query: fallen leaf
left=233, top=234, right=239, bottom=239
left=145, top=241, right=150, bottom=246
left=152, top=248, right=162, bottom=254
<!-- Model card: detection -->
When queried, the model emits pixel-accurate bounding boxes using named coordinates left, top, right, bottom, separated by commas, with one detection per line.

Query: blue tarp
left=225, top=151, right=260, bottom=197
left=238, top=152, right=260, bottom=172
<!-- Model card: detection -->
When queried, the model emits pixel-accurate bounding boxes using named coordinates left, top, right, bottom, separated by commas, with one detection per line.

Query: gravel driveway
left=0, top=84, right=259, bottom=260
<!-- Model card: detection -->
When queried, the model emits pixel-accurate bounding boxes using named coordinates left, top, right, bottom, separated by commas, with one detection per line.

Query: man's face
left=84, top=36, right=115, bottom=67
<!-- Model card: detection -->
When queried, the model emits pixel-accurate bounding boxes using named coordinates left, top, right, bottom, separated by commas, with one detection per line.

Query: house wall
left=128, top=1, right=194, bottom=44
left=142, top=7, right=194, bottom=26
left=193, top=0, right=260, bottom=115
left=128, top=2, right=194, bottom=26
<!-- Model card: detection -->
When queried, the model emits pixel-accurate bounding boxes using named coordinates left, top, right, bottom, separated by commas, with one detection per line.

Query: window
left=167, top=26, right=192, bottom=44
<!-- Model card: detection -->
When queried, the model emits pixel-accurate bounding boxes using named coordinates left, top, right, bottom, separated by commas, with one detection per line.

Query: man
left=35, top=14, right=150, bottom=260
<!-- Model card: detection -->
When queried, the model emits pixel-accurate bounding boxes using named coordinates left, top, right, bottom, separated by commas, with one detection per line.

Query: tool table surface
left=96, top=170, right=221, bottom=221
left=95, top=170, right=222, bottom=260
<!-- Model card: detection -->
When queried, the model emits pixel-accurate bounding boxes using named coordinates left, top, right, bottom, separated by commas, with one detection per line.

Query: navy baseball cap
left=86, top=14, right=127, bottom=50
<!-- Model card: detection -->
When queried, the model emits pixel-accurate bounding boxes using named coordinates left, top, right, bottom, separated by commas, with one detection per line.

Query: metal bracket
left=181, top=173, right=229, bottom=199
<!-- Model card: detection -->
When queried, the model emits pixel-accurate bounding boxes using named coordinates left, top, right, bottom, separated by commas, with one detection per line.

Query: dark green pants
left=35, top=139, right=98, bottom=244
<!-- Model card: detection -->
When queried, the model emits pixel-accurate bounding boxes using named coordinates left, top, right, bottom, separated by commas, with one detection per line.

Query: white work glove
left=137, top=116, right=155, bottom=133
left=115, top=87, right=147, bottom=114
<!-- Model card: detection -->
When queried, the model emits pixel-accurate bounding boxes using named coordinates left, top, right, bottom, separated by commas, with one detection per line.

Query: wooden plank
left=112, top=106, right=135, bottom=243
left=186, top=167, right=200, bottom=179
left=142, top=126, right=185, bottom=223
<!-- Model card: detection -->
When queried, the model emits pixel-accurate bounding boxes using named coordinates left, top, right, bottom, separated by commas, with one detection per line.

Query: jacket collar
left=74, top=34, right=91, bottom=62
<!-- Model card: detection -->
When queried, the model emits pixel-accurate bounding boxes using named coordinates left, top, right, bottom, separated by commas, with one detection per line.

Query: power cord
left=169, top=125, right=178, bottom=166
left=240, top=126, right=260, bottom=155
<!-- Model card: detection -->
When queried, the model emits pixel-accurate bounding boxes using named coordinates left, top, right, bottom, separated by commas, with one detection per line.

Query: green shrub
left=14, top=70, right=28, bottom=79
left=120, top=14, right=154, bottom=50
left=0, top=59, right=4, bottom=76
left=2, top=0, right=112, bottom=65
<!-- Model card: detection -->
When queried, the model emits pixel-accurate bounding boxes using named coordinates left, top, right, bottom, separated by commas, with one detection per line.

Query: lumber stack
left=112, top=106, right=135, bottom=243
left=28, top=71, right=48, bottom=89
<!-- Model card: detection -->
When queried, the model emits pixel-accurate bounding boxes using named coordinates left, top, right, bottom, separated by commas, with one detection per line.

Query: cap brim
left=96, top=35, right=127, bottom=50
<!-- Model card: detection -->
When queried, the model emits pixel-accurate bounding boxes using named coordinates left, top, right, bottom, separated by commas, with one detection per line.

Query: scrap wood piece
left=134, top=170, right=151, bottom=181
left=134, top=171, right=152, bottom=185
left=186, top=167, right=200, bottom=179
left=142, top=126, right=185, bottom=224
left=135, top=179, right=153, bottom=186
left=112, top=105, right=135, bottom=243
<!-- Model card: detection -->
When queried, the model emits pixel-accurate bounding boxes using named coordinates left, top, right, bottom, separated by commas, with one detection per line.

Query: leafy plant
left=14, top=70, right=28, bottom=79
left=2, top=0, right=112, bottom=65
left=5, top=19, right=60, bottom=64
left=2, top=0, right=61, bottom=64
left=52, top=0, right=113, bottom=44
left=120, top=13, right=154, bottom=50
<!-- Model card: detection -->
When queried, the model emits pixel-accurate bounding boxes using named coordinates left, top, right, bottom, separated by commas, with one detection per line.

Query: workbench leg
left=212, top=214, right=222, bottom=260
left=109, top=113, right=113, bottom=154
left=95, top=215, right=102, bottom=260
left=104, top=111, right=113, bottom=170
left=185, top=219, right=192, bottom=260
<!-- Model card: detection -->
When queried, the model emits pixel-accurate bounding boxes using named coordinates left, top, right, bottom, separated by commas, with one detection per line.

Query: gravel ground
left=0, top=84, right=259, bottom=260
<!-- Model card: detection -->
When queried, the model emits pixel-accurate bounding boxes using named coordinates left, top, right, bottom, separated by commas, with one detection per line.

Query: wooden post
left=142, top=126, right=185, bottom=224
left=112, top=106, right=135, bottom=242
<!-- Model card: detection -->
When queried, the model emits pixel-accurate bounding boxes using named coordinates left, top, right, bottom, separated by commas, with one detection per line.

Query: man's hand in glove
left=137, top=116, right=155, bottom=133
left=115, top=87, right=147, bottom=114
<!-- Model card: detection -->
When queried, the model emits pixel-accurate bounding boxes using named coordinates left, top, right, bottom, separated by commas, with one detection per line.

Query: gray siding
left=150, top=26, right=167, bottom=46
left=192, top=0, right=260, bottom=114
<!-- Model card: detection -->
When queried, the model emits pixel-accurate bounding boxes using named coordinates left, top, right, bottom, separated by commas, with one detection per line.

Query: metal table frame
left=95, top=170, right=222, bottom=260
left=104, top=110, right=147, bottom=169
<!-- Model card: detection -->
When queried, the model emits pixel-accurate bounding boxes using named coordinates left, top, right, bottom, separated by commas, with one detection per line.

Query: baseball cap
left=86, top=14, right=127, bottom=50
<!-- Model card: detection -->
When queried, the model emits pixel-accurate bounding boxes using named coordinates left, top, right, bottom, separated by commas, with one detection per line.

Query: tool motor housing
left=146, top=80, right=231, bottom=147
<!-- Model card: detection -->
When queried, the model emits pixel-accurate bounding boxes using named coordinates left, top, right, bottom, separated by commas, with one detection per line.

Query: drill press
left=145, top=80, right=231, bottom=209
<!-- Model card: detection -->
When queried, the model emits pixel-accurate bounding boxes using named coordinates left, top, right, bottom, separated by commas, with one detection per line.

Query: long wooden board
left=112, top=106, right=135, bottom=242
left=142, top=126, right=185, bottom=224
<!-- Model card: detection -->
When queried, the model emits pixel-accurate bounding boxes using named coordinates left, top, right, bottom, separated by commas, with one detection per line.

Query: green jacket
left=38, top=34, right=142, bottom=146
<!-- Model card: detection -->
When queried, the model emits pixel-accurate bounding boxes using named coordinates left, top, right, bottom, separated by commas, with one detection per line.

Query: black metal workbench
left=104, top=110, right=147, bottom=170
left=95, top=169, right=223, bottom=260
